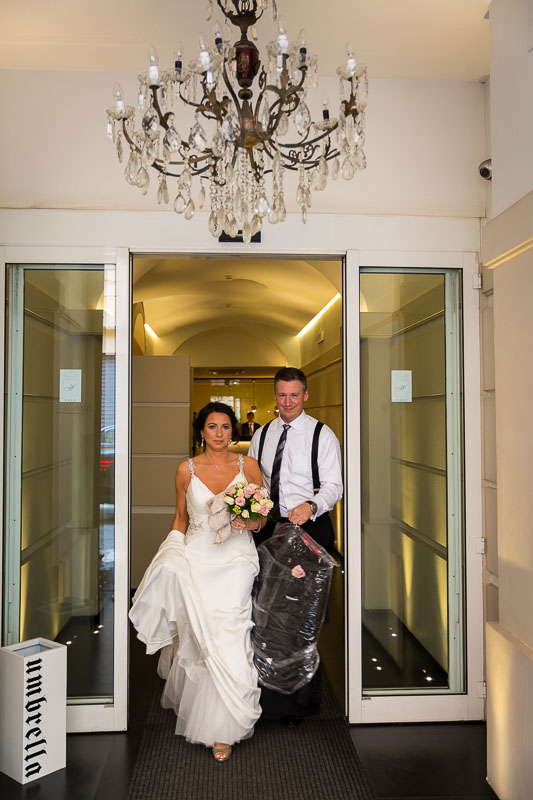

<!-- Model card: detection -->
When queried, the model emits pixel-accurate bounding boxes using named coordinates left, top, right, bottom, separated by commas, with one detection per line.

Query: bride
left=129, top=401, right=266, bottom=762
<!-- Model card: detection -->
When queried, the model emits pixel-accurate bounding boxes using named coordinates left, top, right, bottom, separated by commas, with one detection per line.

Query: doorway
left=130, top=253, right=346, bottom=707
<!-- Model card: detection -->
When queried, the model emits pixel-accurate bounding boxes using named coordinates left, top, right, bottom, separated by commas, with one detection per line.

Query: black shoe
left=281, top=715, right=303, bottom=726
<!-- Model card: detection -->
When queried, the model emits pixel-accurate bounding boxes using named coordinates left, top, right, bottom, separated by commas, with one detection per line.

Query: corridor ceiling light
left=106, top=0, right=368, bottom=242
left=297, top=292, right=341, bottom=338
left=144, top=322, right=158, bottom=339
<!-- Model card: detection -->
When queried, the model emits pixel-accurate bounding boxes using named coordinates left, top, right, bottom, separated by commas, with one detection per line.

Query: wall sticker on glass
left=391, top=370, right=412, bottom=403
left=59, top=369, right=82, bottom=403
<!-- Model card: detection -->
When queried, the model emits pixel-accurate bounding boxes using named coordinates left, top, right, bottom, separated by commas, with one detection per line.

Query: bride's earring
left=201, top=435, right=205, bottom=447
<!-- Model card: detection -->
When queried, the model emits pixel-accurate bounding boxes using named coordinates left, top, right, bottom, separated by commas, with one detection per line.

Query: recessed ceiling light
left=144, top=322, right=157, bottom=339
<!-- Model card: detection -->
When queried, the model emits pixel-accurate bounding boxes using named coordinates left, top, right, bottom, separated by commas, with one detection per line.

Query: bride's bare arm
left=170, top=460, right=190, bottom=532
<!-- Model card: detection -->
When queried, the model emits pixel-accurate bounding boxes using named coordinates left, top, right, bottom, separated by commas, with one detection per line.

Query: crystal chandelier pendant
left=188, top=118, right=208, bottom=151
left=106, top=0, right=367, bottom=231
left=174, top=193, right=187, bottom=213
left=294, top=102, right=311, bottom=137
left=125, top=151, right=141, bottom=185
left=142, top=107, right=159, bottom=136
left=157, top=176, right=169, bottom=205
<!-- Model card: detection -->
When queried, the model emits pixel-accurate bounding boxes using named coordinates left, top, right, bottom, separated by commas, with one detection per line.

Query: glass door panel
left=360, top=269, right=464, bottom=694
left=4, top=265, right=116, bottom=704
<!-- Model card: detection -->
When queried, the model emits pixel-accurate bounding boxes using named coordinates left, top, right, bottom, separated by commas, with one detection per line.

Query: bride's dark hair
left=194, top=402, right=239, bottom=441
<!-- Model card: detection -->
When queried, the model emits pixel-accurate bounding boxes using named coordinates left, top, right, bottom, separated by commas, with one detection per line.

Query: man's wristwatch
left=306, top=500, right=318, bottom=515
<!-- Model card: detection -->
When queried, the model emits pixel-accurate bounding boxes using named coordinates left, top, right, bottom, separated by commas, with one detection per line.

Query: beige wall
left=299, top=296, right=343, bottom=553
left=482, top=191, right=533, bottom=799
left=0, top=70, right=485, bottom=219
left=131, top=355, right=190, bottom=588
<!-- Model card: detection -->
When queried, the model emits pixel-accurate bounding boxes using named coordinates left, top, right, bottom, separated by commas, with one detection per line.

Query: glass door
left=3, top=259, right=128, bottom=731
left=359, top=268, right=464, bottom=696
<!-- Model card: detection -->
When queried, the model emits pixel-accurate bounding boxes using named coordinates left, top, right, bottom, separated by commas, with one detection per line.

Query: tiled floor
left=0, top=635, right=499, bottom=800
left=350, top=722, right=498, bottom=800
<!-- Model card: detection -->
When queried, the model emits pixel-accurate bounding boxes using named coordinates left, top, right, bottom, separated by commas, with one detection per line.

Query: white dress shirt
left=248, top=411, right=343, bottom=519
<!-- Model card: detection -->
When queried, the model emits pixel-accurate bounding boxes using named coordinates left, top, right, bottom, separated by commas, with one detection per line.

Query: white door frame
left=0, top=245, right=130, bottom=733
left=0, top=230, right=483, bottom=729
left=344, top=249, right=484, bottom=723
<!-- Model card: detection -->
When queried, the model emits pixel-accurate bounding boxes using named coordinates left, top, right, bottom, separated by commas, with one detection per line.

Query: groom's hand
left=288, top=503, right=312, bottom=526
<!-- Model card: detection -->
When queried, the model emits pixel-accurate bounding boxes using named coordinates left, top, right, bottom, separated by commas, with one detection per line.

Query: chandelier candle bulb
left=106, top=0, right=367, bottom=234
left=148, top=46, right=160, bottom=85
left=113, top=83, right=125, bottom=115
left=298, top=29, right=307, bottom=63
left=174, top=43, right=183, bottom=73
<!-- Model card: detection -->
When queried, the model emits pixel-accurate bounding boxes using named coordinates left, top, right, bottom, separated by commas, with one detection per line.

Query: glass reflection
left=360, top=271, right=463, bottom=692
left=12, top=267, right=115, bottom=703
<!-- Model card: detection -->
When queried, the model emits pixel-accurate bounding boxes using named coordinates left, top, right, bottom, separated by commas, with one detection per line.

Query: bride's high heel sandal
left=212, top=744, right=232, bottom=762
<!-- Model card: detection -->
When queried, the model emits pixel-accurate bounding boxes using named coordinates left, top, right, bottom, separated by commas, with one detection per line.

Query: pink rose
left=259, top=504, right=270, bottom=516
left=243, top=485, right=254, bottom=498
left=253, top=490, right=264, bottom=501
left=291, top=565, right=306, bottom=579
left=227, top=484, right=236, bottom=495
left=235, top=496, right=246, bottom=507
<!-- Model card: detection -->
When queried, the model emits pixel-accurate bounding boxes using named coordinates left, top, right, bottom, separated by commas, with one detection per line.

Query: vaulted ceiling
left=133, top=255, right=342, bottom=353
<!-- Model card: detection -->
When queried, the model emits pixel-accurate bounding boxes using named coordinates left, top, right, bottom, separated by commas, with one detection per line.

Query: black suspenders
left=311, top=421, right=324, bottom=494
left=257, top=419, right=324, bottom=493
left=257, top=420, right=272, bottom=472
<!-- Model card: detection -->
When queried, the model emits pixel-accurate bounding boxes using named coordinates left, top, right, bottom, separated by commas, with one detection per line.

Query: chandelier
left=106, top=0, right=368, bottom=242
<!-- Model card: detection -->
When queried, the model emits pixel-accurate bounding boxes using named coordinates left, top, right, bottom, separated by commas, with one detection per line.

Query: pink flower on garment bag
left=235, top=496, right=246, bottom=507
left=291, top=565, right=306, bottom=579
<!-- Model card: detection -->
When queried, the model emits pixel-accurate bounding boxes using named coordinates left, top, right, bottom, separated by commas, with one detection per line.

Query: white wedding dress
left=129, top=454, right=261, bottom=747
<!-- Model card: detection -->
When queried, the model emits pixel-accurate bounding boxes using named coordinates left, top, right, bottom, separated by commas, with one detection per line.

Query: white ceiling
left=1, top=0, right=489, bottom=80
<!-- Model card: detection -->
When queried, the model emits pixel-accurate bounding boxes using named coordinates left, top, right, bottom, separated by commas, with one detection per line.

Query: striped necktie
left=270, top=424, right=290, bottom=520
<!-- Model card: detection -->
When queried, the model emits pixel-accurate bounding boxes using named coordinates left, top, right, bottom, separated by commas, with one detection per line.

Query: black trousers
left=253, top=512, right=335, bottom=719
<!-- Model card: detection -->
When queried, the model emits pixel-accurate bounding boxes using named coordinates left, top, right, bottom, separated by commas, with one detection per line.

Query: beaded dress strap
left=238, top=453, right=244, bottom=473
left=188, top=458, right=195, bottom=475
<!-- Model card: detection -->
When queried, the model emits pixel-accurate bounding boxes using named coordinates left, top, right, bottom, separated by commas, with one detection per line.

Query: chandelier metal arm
left=121, top=119, right=139, bottom=155
left=177, top=81, right=209, bottom=114
left=260, top=81, right=305, bottom=141
left=158, top=153, right=215, bottom=179
left=277, top=123, right=337, bottom=153
left=217, top=0, right=266, bottom=34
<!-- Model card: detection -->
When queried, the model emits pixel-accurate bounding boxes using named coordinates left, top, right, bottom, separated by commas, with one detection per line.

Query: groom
left=249, top=366, right=343, bottom=723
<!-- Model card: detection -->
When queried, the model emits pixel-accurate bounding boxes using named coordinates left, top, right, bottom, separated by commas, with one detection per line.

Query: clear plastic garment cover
left=252, top=524, right=339, bottom=694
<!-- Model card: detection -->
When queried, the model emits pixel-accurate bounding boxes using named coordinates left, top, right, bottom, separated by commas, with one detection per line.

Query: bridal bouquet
left=223, top=482, right=273, bottom=521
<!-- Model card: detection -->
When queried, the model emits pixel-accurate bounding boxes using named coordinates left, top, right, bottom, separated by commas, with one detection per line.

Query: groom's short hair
left=274, top=367, right=307, bottom=393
